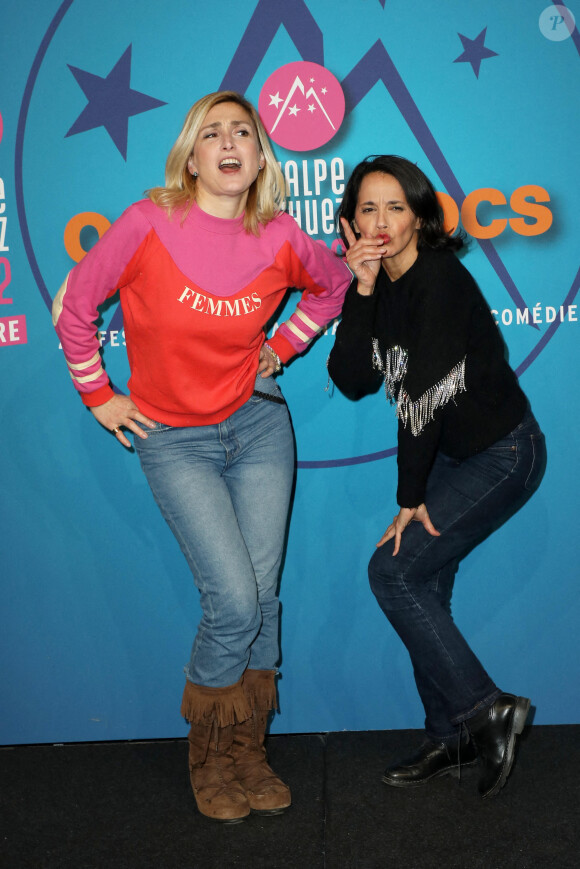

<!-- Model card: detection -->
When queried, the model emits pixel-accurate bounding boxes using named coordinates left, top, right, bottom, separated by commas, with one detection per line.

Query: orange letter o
left=64, top=212, right=111, bottom=263
left=436, top=192, right=460, bottom=236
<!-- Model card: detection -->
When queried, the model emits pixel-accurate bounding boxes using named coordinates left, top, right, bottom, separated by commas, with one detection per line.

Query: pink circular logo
left=258, top=61, right=345, bottom=152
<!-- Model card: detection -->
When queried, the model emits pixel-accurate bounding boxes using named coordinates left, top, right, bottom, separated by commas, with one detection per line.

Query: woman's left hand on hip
left=258, top=343, right=281, bottom=377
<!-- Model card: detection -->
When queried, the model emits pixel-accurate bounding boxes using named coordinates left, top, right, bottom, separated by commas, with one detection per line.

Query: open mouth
left=219, top=158, right=242, bottom=170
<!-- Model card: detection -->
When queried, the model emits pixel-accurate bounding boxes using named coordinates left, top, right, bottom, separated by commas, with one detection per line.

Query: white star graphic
left=288, top=104, right=301, bottom=117
left=321, top=87, right=328, bottom=95
left=310, top=77, right=315, bottom=83
left=308, top=104, right=316, bottom=113
left=269, top=92, right=283, bottom=108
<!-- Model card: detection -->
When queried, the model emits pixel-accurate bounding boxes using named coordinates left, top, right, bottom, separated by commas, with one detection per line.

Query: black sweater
left=328, top=247, right=527, bottom=507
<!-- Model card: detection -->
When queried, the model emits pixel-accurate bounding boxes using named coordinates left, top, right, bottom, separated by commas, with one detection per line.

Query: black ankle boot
left=468, top=693, right=530, bottom=798
left=382, top=737, right=478, bottom=787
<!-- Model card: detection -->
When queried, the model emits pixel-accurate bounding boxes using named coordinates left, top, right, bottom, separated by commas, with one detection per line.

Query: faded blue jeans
left=368, top=407, right=546, bottom=742
left=135, top=374, right=295, bottom=688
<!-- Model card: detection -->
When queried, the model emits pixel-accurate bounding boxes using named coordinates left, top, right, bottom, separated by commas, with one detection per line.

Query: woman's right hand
left=90, top=394, right=157, bottom=449
left=340, top=217, right=387, bottom=296
left=377, top=503, right=440, bottom=556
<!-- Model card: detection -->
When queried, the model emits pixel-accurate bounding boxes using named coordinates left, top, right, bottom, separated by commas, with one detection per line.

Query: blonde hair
left=147, top=91, right=286, bottom=235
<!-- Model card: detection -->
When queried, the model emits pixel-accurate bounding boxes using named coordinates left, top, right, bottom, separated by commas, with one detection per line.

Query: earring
left=192, top=171, right=198, bottom=178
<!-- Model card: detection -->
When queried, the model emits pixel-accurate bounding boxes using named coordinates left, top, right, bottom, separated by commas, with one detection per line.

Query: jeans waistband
left=511, top=405, right=543, bottom=439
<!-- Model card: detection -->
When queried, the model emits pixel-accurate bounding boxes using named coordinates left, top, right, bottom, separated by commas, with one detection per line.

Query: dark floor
left=1, top=725, right=578, bottom=869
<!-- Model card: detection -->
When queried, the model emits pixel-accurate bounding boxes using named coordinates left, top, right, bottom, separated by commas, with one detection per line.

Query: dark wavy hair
left=337, top=155, right=464, bottom=252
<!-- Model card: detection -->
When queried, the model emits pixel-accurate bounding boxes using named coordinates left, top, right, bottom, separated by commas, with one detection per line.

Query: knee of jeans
left=235, top=597, right=262, bottom=633
left=207, top=587, right=261, bottom=636
left=368, top=550, right=413, bottom=613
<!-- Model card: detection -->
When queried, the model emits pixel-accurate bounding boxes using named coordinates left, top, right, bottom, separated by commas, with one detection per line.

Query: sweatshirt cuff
left=265, top=333, right=296, bottom=365
left=80, top=383, right=115, bottom=407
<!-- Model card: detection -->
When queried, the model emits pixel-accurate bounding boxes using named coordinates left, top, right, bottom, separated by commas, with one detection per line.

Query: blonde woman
left=53, top=91, right=351, bottom=822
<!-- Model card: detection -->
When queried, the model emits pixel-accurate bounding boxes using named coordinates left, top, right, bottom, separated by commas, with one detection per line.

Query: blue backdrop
left=1, top=0, right=578, bottom=744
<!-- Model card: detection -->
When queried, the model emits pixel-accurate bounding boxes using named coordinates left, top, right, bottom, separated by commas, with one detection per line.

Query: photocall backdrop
left=1, top=0, right=578, bottom=745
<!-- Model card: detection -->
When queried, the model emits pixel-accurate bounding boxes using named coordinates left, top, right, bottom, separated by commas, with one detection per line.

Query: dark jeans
left=368, top=408, right=546, bottom=742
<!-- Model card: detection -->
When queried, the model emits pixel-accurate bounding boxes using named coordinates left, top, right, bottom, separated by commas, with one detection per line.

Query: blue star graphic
left=453, top=27, right=498, bottom=78
left=66, top=45, right=166, bottom=159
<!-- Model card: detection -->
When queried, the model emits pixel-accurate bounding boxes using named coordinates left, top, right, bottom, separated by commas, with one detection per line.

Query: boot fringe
left=242, top=669, right=278, bottom=713
left=181, top=677, right=251, bottom=727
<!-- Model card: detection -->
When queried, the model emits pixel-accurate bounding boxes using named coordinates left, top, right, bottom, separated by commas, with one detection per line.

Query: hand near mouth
left=340, top=217, right=388, bottom=296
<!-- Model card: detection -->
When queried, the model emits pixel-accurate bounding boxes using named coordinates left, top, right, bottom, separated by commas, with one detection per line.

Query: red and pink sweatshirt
left=53, top=200, right=352, bottom=426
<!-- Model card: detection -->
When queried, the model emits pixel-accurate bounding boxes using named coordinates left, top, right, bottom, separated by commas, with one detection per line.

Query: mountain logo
left=258, top=61, right=345, bottom=151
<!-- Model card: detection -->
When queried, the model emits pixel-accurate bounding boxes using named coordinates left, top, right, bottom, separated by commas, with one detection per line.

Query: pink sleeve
left=266, top=218, right=352, bottom=363
left=52, top=203, right=151, bottom=405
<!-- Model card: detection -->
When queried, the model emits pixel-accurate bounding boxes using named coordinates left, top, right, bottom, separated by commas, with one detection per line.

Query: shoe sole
left=382, top=757, right=479, bottom=788
left=250, top=805, right=290, bottom=816
left=481, top=696, right=530, bottom=799
left=193, top=791, right=250, bottom=824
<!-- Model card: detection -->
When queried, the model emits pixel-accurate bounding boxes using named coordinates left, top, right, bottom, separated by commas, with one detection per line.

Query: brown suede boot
left=181, top=678, right=252, bottom=823
left=231, top=669, right=291, bottom=815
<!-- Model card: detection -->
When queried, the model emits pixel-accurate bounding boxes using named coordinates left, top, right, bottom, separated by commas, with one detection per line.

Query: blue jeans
left=368, top=408, right=546, bottom=742
left=135, top=375, right=295, bottom=688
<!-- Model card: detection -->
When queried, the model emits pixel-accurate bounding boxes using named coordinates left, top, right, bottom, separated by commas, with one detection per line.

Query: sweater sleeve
left=265, top=216, right=353, bottom=363
left=52, top=204, right=152, bottom=406
left=327, top=282, right=383, bottom=398
left=395, top=254, right=474, bottom=507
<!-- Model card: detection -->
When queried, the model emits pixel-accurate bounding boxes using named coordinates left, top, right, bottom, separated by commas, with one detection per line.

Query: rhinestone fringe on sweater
left=371, top=338, right=467, bottom=437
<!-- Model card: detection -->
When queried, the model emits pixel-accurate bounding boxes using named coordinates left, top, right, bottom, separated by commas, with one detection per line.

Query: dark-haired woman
left=328, top=156, right=545, bottom=798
